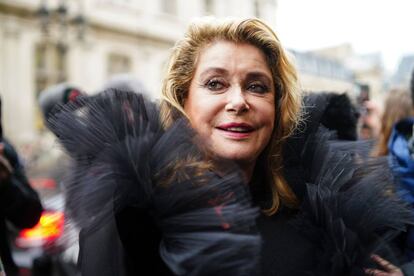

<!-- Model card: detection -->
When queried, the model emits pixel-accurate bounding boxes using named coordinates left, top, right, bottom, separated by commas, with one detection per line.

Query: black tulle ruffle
left=49, top=89, right=261, bottom=276
left=49, top=89, right=413, bottom=276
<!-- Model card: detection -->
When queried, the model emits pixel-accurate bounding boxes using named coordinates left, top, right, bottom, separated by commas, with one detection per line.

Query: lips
left=216, top=123, right=254, bottom=133
left=216, top=123, right=255, bottom=139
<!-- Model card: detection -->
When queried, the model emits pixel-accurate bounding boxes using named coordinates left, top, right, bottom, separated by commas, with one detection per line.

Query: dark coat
left=0, top=140, right=43, bottom=275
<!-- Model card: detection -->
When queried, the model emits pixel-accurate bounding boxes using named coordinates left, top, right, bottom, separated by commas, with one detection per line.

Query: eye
left=247, top=82, right=269, bottom=94
left=205, top=79, right=226, bottom=91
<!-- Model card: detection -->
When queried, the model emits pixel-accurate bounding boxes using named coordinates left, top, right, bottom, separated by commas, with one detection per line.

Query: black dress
left=49, top=89, right=412, bottom=276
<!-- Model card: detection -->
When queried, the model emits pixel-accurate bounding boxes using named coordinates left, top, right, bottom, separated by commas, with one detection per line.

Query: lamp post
left=35, top=0, right=87, bottom=87
left=36, top=0, right=87, bottom=41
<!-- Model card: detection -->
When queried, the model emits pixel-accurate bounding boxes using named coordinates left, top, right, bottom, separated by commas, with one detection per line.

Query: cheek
left=260, top=100, right=276, bottom=130
left=185, top=88, right=223, bottom=130
left=184, top=92, right=214, bottom=135
left=184, top=86, right=200, bottom=124
left=187, top=107, right=217, bottom=137
left=259, top=102, right=276, bottom=144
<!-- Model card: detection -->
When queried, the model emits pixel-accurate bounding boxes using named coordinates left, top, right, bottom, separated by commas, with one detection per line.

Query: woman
left=370, top=89, right=414, bottom=274
left=50, top=18, right=411, bottom=275
left=161, top=17, right=301, bottom=215
left=372, top=88, right=413, bottom=157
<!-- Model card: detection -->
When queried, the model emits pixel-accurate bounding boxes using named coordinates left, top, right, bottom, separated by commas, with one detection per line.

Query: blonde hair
left=372, top=88, right=413, bottom=156
left=160, top=17, right=302, bottom=215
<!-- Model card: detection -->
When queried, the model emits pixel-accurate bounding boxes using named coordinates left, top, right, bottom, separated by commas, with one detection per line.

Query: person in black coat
left=304, top=92, right=360, bottom=141
left=0, top=98, right=43, bottom=276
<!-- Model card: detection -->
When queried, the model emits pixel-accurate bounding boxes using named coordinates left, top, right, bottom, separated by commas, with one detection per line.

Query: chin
left=216, top=150, right=256, bottom=164
left=210, top=142, right=263, bottom=166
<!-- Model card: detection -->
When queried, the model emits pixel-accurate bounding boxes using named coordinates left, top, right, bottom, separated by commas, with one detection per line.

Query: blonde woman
left=372, top=88, right=413, bottom=157
left=50, top=17, right=411, bottom=275
left=375, top=89, right=414, bottom=275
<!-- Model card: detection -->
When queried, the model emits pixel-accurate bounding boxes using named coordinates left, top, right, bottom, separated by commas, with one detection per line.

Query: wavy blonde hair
left=372, top=88, right=413, bottom=156
left=160, top=17, right=302, bottom=215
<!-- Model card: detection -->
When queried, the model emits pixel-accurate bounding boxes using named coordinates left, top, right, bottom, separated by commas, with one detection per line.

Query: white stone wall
left=0, top=14, right=38, bottom=143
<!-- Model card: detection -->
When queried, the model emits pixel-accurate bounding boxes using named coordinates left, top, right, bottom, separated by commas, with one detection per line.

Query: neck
left=238, top=162, right=255, bottom=183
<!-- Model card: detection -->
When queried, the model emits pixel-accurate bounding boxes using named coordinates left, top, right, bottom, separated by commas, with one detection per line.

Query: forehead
left=194, top=40, right=272, bottom=77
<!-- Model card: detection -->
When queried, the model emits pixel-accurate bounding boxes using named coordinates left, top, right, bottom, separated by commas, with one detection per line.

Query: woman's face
left=184, top=41, right=276, bottom=175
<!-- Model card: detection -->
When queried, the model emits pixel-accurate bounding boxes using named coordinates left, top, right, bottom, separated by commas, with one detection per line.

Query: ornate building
left=0, top=0, right=278, bottom=145
left=291, top=49, right=356, bottom=94
left=309, top=43, right=385, bottom=101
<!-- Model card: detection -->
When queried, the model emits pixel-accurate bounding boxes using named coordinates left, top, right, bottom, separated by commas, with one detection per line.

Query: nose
left=225, top=86, right=249, bottom=114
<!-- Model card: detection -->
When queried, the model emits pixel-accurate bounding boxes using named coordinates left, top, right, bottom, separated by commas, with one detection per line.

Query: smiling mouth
left=216, top=123, right=256, bottom=136
left=216, top=126, right=254, bottom=133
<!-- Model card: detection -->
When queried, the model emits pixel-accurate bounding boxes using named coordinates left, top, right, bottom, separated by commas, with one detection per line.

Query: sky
left=275, top=0, right=414, bottom=73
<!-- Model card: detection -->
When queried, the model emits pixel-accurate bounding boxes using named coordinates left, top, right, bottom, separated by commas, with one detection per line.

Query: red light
left=29, top=178, right=56, bottom=190
left=16, top=211, right=64, bottom=248
left=68, top=89, right=81, bottom=102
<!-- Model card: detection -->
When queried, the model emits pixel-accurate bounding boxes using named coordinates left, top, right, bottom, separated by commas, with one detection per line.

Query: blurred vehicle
left=11, top=178, right=79, bottom=276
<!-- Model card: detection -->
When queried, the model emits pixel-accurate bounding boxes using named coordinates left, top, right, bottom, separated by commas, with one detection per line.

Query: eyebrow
left=199, top=67, right=229, bottom=79
left=245, top=72, right=273, bottom=84
left=199, top=67, right=273, bottom=83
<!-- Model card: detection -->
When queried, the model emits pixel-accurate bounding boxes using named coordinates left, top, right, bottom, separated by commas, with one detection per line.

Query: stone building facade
left=0, top=0, right=277, bottom=145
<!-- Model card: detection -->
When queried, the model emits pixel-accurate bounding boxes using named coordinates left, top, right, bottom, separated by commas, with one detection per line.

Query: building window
left=107, top=53, right=132, bottom=76
left=204, top=0, right=214, bottom=15
left=35, top=42, right=67, bottom=97
left=34, top=42, right=67, bottom=129
left=161, top=0, right=177, bottom=15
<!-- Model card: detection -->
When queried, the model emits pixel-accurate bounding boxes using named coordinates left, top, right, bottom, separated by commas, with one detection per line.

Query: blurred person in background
left=282, top=91, right=362, bottom=207
left=384, top=75, right=414, bottom=263
left=36, top=83, right=86, bottom=275
left=38, top=83, right=85, bottom=224
left=0, top=97, right=43, bottom=276
left=36, top=83, right=85, bottom=182
left=370, top=89, right=414, bottom=275
left=357, top=84, right=382, bottom=140
left=38, top=83, right=84, bottom=130
left=372, top=89, right=413, bottom=157
left=411, top=68, right=414, bottom=105
left=304, top=92, right=360, bottom=141
left=360, top=100, right=382, bottom=140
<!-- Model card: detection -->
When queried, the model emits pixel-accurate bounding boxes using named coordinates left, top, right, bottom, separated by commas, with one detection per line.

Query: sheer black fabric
left=49, top=89, right=260, bottom=276
left=50, top=89, right=413, bottom=275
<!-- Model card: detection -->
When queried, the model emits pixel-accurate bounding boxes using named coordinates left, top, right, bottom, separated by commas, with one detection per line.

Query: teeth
left=226, top=127, right=249, bottom=132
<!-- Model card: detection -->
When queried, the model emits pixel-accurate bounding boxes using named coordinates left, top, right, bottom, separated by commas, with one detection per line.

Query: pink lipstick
left=216, top=122, right=254, bottom=139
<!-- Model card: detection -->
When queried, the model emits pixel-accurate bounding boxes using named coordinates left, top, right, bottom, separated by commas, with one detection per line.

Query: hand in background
left=365, top=255, right=404, bottom=276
